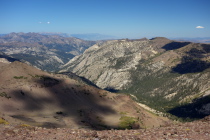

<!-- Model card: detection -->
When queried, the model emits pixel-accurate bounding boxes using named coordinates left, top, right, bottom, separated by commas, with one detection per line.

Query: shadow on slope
left=60, top=72, right=99, bottom=88
left=104, top=87, right=120, bottom=93
left=0, top=53, right=20, bottom=62
left=59, top=72, right=121, bottom=94
left=11, top=75, right=117, bottom=130
left=162, top=42, right=190, bottom=51
left=172, top=44, right=210, bottom=74
left=168, top=95, right=210, bottom=121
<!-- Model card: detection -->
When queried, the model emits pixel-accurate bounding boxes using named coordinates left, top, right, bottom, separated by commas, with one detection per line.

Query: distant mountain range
left=0, top=32, right=117, bottom=41
left=1, top=33, right=210, bottom=42
left=39, top=32, right=117, bottom=40
left=70, top=33, right=118, bottom=40
left=172, top=37, right=210, bottom=43
left=0, top=34, right=6, bottom=37
left=39, top=32, right=70, bottom=37
left=0, top=32, right=96, bottom=72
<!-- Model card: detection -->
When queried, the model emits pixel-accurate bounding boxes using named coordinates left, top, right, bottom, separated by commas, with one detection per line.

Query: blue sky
left=0, top=0, right=210, bottom=38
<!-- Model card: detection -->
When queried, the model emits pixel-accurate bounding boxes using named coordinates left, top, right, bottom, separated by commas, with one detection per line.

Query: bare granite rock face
left=61, top=38, right=168, bottom=90
left=61, top=38, right=210, bottom=118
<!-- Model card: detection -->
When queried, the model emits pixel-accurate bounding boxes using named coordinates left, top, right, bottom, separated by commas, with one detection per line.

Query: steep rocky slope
left=61, top=38, right=210, bottom=120
left=0, top=32, right=96, bottom=72
left=0, top=61, right=169, bottom=129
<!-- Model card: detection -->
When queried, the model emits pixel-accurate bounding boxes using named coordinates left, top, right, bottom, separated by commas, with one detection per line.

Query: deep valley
left=0, top=32, right=210, bottom=139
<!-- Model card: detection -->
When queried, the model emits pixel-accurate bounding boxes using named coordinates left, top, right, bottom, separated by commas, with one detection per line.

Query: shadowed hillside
left=0, top=52, right=19, bottom=63
left=0, top=61, right=169, bottom=129
left=172, top=44, right=210, bottom=74
left=162, top=42, right=190, bottom=51
left=169, top=95, right=210, bottom=120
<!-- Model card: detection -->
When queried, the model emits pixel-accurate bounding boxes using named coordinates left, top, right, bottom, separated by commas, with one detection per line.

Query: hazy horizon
left=1, top=0, right=210, bottom=39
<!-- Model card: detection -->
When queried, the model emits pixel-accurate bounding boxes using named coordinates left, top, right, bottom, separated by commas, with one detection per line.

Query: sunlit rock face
left=61, top=37, right=210, bottom=119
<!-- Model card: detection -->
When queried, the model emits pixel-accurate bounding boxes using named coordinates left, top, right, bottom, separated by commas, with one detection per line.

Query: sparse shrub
left=30, top=75, right=59, bottom=86
left=20, top=124, right=31, bottom=127
left=0, top=92, right=11, bottom=99
left=13, top=76, right=27, bottom=79
left=101, top=93, right=107, bottom=97
left=84, top=92, right=90, bottom=95
left=119, top=116, right=136, bottom=129
left=0, top=118, right=9, bottom=125
left=29, top=74, right=43, bottom=78
left=119, top=112, right=127, bottom=115
left=56, top=111, right=63, bottom=115
left=96, top=116, right=103, bottom=123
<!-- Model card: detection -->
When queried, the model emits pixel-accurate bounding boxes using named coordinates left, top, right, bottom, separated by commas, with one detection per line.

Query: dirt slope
left=0, top=61, right=169, bottom=129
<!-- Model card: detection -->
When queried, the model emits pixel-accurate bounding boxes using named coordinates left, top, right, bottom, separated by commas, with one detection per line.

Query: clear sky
left=0, top=0, right=210, bottom=39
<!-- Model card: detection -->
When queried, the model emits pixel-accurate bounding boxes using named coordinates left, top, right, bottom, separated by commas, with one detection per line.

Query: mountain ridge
left=61, top=37, right=210, bottom=120
left=0, top=32, right=96, bottom=72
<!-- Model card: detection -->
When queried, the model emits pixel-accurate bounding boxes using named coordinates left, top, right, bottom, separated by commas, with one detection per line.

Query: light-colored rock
left=61, top=39, right=164, bottom=90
